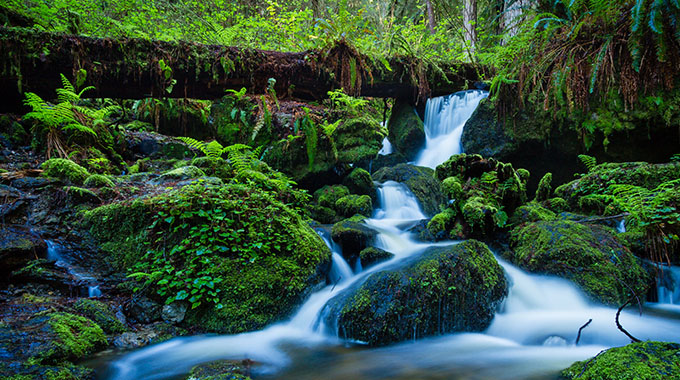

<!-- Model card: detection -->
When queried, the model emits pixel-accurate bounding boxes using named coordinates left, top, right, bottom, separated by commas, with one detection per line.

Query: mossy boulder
left=322, top=240, right=507, bottom=346
left=342, top=168, right=375, bottom=199
left=155, top=165, right=207, bottom=183
left=314, top=185, right=350, bottom=209
left=73, top=299, right=126, bottom=334
left=555, top=161, right=680, bottom=211
left=373, top=163, right=443, bottom=216
left=358, top=247, right=394, bottom=268
left=335, top=194, right=372, bottom=218
left=560, top=341, right=680, bottom=380
left=334, top=117, right=386, bottom=164
left=263, top=129, right=337, bottom=184
left=83, top=174, right=115, bottom=188
left=387, top=99, right=425, bottom=160
left=331, top=215, right=377, bottom=263
left=509, top=202, right=557, bottom=226
left=41, top=158, right=90, bottom=185
left=431, top=154, right=528, bottom=238
left=27, top=312, right=107, bottom=363
left=508, top=220, right=651, bottom=305
left=534, top=172, right=552, bottom=201
left=84, top=183, right=331, bottom=334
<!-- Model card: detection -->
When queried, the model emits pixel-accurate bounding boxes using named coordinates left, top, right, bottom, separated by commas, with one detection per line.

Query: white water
left=415, top=90, right=488, bottom=169
left=47, top=240, right=103, bottom=298
left=103, top=91, right=680, bottom=380
left=378, top=137, right=393, bottom=155
left=616, top=219, right=626, bottom=233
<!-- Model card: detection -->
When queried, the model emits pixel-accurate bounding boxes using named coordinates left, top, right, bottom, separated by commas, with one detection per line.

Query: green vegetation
left=41, top=158, right=90, bottom=184
left=560, top=341, right=680, bottom=380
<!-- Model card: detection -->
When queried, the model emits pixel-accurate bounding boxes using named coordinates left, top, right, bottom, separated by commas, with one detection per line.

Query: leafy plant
left=23, top=73, right=117, bottom=158
left=578, top=154, right=597, bottom=173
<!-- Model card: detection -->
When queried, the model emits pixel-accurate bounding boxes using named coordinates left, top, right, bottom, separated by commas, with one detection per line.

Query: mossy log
left=0, top=27, right=485, bottom=109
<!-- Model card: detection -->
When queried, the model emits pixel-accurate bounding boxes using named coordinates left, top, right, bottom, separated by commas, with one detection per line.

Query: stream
left=97, top=90, right=680, bottom=380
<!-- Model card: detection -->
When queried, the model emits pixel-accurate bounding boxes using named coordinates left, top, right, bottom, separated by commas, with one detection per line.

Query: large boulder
left=334, top=117, right=386, bottom=164
left=84, top=182, right=332, bottom=333
left=373, top=163, right=443, bottom=216
left=387, top=99, right=425, bottom=161
left=508, top=220, right=651, bottom=305
left=560, top=341, right=680, bottom=380
left=322, top=240, right=508, bottom=346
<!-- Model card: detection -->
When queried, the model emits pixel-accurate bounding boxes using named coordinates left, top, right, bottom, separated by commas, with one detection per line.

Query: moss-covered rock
left=307, top=204, right=337, bottom=224
left=331, top=215, right=377, bottom=263
left=431, top=154, right=528, bottom=238
left=322, top=240, right=507, bottom=346
left=508, top=220, right=651, bottom=305
left=155, top=165, right=206, bottom=182
left=358, top=247, right=394, bottom=268
left=0, top=227, right=47, bottom=277
left=314, top=185, right=350, bottom=209
left=335, top=194, right=372, bottom=218
left=509, top=202, right=557, bottom=226
left=83, top=174, right=115, bottom=188
left=555, top=161, right=680, bottom=210
left=387, top=99, right=425, bottom=160
left=560, top=341, right=680, bottom=380
left=427, top=208, right=458, bottom=240
left=342, top=168, right=375, bottom=198
left=373, top=164, right=443, bottom=216
left=41, top=158, right=90, bottom=185
left=263, top=128, right=337, bottom=184
left=534, top=172, right=552, bottom=201
left=85, top=183, right=331, bottom=334
left=334, top=117, right=386, bottom=164
left=185, top=360, right=252, bottom=380
left=28, top=312, right=107, bottom=363
left=73, top=299, right=126, bottom=334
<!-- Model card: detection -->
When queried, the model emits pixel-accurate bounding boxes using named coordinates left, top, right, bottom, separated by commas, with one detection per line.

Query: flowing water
left=100, top=91, right=680, bottom=379
left=47, top=240, right=103, bottom=298
left=415, top=90, right=488, bottom=169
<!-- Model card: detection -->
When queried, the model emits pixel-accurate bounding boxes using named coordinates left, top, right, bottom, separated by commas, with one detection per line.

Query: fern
left=578, top=154, right=597, bottom=172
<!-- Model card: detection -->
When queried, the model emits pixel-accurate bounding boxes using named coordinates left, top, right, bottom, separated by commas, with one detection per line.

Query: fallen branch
left=615, top=296, right=641, bottom=343
left=575, top=318, right=592, bottom=345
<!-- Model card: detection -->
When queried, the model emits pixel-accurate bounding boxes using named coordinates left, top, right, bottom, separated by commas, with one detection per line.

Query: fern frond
left=578, top=154, right=597, bottom=172
left=204, top=140, right=225, bottom=160
left=177, top=136, right=206, bottom=151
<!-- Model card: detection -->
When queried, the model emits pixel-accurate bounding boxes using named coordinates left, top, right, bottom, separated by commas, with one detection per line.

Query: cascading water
left=655, top=265, right=680, bottom=306
left=415, top=90, right=488, bottom=169
left=102, top=91, right=680, bottom=380
left=47, top=240, right=103, bottom=298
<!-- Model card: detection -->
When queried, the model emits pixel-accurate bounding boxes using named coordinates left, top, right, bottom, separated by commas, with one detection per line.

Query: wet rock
left=9, top=177, right=56, bottom=190
left=162, top=302, right=188, bottom=324
left=125, top=297, right=162, bottom=324
left=387, top=99, right=425, bottom=161
left=373, top=163, right=444, bottom=216
left=0, top=227, right=47, bottom=277
left=358, top=247, right=394, bottom=268
left=335, top=194, right=372, bottom=218
left=185, top=360, right=252, bottom=380
left=74, top=299, right=127, bottom=334
left=323, top=240, right=507, bottom=346
left=371, top=151, right=408, bottom=174
left=507, top=220, right=651, bottom=305
left=560, top=341, right=680, bottom=380
left=153, top=165, right=207, bottom=183
left=342, top=168, right=375, bottom=199
left=334, top=117, right=386, bottom=164
left=113, top=330, right=160, bottom=349
left=331, top=215, right=377, bottom=263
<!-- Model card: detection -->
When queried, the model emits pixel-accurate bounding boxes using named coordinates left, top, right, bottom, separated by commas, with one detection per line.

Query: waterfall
left=616, top=219, right=626, bottom=233
left=104, top=91, right=680, bottom=380
left=415, top=90, right=488, bottom=169
left=657, top=265, right=680, bottom=305
left=378, top=137, right=393, bottom=155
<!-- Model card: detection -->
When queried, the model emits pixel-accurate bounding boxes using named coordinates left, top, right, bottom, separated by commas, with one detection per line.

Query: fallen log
left=0, top=27, right=487, bottom=110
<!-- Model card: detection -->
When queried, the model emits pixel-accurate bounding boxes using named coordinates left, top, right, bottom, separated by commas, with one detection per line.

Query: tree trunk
left=0, top=27, right=486, bottom=111
left=425, top=0, right=436, bottom=34
left=463, top=0, right=477, bottom=54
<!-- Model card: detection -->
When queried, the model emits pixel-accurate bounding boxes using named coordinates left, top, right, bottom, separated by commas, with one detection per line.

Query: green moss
left=157, top=165, right=206, bottom=182
left=427, top=208, right=457, bottom=238
left=335, top=194, right=372, bottom=218
left=560, top=341, right=680, bottom=380
left=342, top=168, right=374, bottom=197
left=314, top=185, right=350, bottom=209
left=83, top=174, right=114, bottom=188
left=441, top=176, right=463, bottom=200
left=461, top=196, right=499, bottom=232
left=508, top=220, right=651, bottom=305
left=387, top=99, right=425, bottom=160
left=41, top=158, right=90, bottom=184
left=358, top=247, right=394, bottom=268
left=325, top=240, right=507, bottom=346
left=63, top=186, right=99, bottom=203
left=73, top=299, right=126, bottom=334
left=510, top=202, right=557, bottom=225
left=44, top=312, right=106, bottom=361
left=185, top=360, right=251, bottom=380
left=534, top=172, right=552, bottom=201
left=543, top=197, right=569, bottom=213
